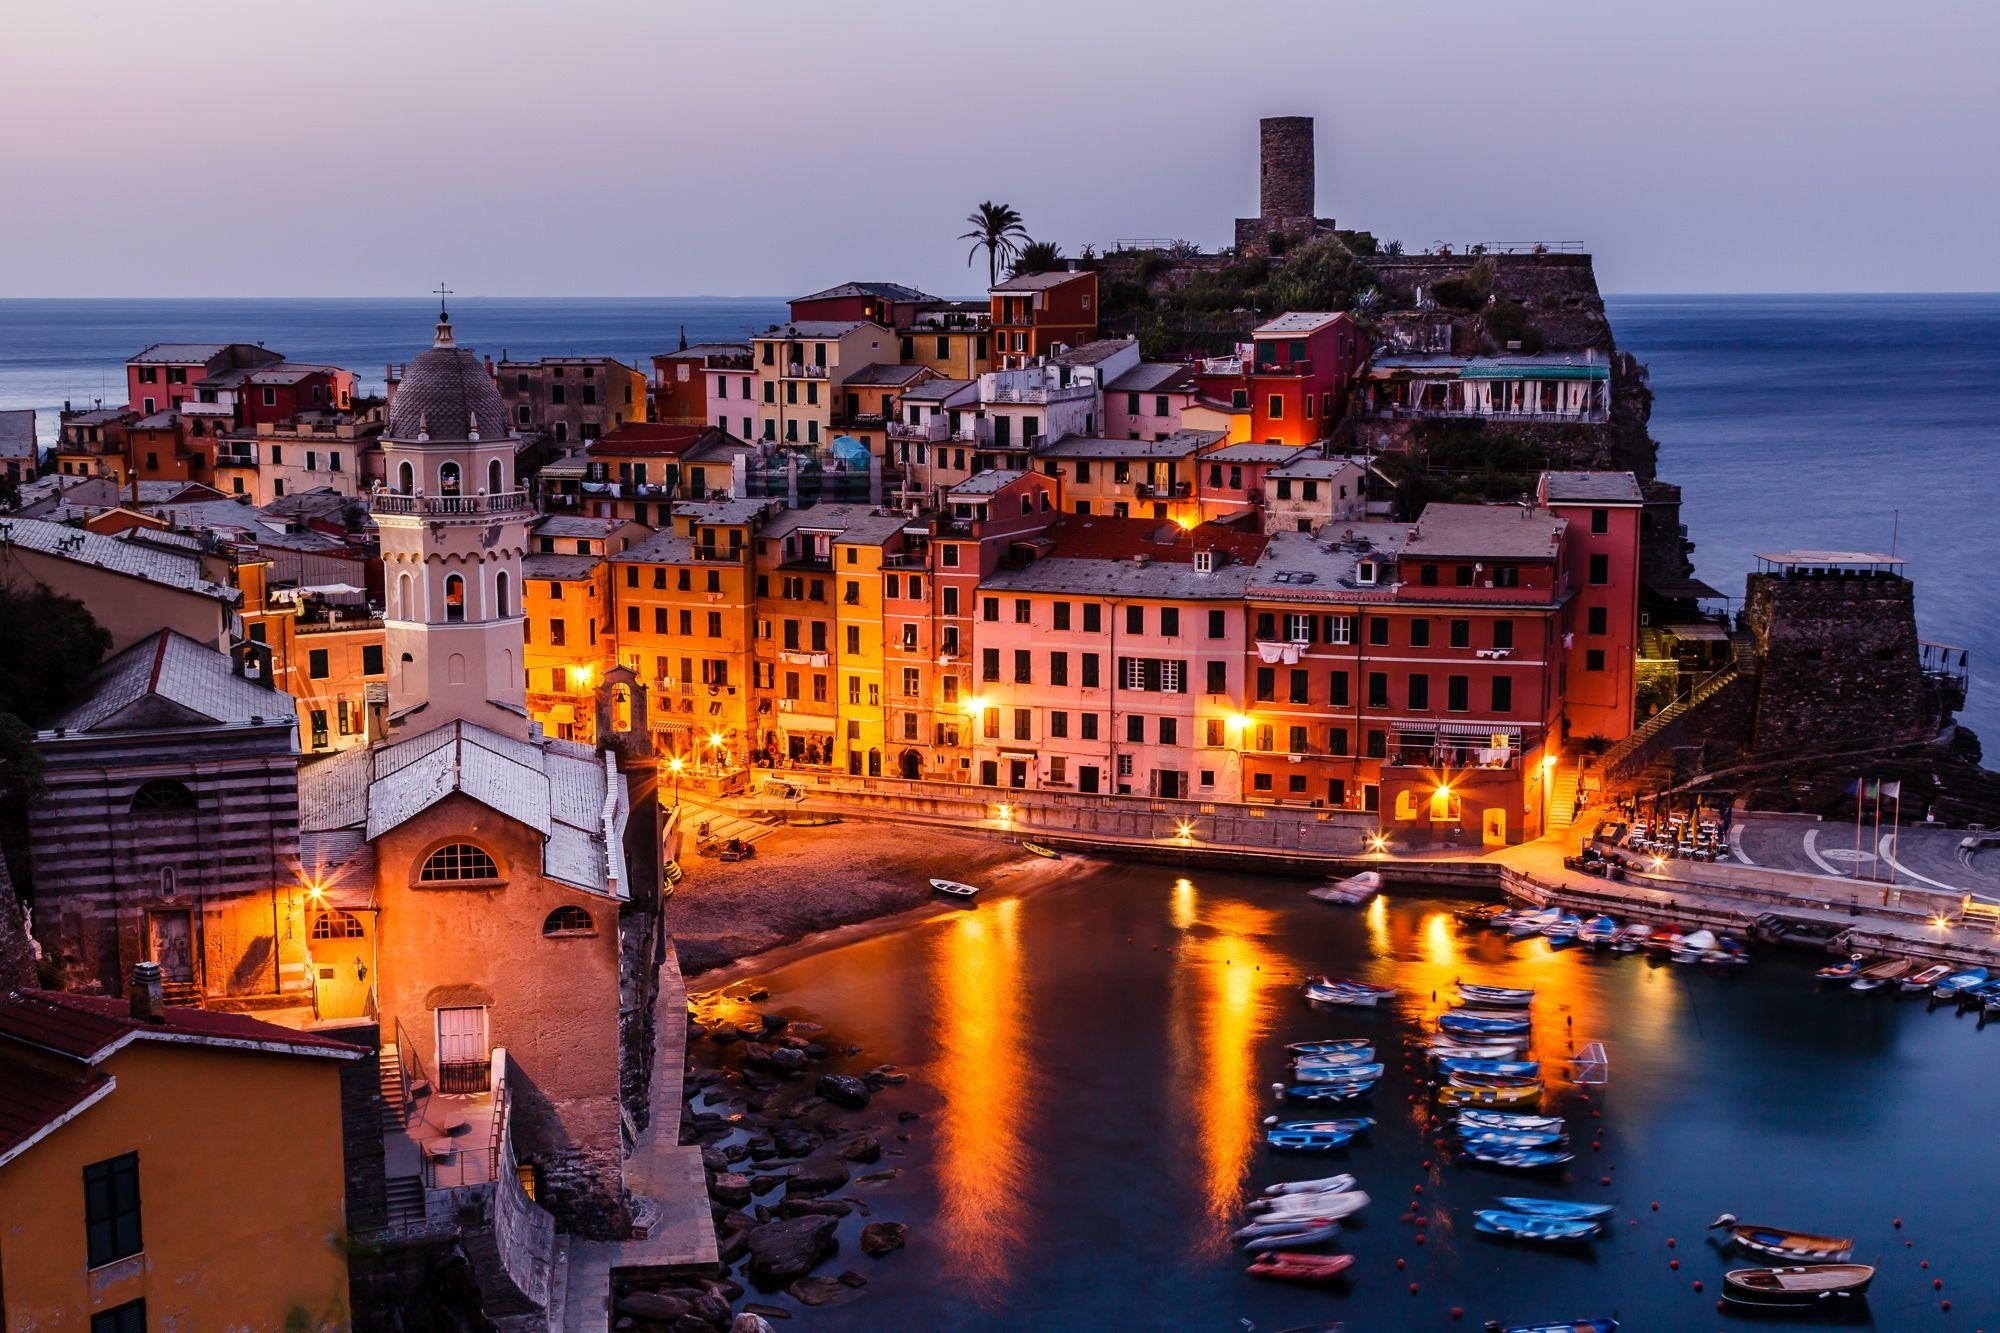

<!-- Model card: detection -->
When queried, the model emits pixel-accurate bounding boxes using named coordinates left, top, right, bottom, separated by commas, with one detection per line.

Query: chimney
left=130, top=961, right=166, bottom=1023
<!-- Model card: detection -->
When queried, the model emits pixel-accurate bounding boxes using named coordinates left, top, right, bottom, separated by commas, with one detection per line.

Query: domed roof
left=388, top=317, right=509, bottom=442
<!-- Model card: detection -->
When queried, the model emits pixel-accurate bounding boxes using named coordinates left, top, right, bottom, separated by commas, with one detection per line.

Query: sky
left=2, top=0, right=1997, bottom=298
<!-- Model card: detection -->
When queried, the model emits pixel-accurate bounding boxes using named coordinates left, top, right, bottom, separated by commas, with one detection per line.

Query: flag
left=1881, top=780, right=1902, bottom=800
left=1849, top=778, right=1878, bottom=800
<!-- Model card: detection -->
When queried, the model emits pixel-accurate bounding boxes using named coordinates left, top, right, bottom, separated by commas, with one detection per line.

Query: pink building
left=1102, top=363, right=1198, bottom=441
left=1538, top=471, right=1644, bottom=741
left=1197, top=442, right=1310, bottom=525
left=970, top=515, right=1267, bottom=799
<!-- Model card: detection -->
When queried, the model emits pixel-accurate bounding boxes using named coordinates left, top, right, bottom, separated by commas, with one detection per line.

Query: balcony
left=1136, top=481, right=1191, bottom=500
left=1252, top=358, right=1314, bottom=377
left=887, top=418, right=946, bottom=443
left=372, top=489, right=532, bottom=517
left=703, top=353, right=754, bottom=371
left=985, top=382, right=1094, bottom=406
left=784, top=363, right=829, bottom=380
left=830, top=412, right=886, bottom=432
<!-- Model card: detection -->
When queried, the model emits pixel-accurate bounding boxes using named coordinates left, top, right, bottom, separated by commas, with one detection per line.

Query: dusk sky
left=4, top=0, right=1996, bottom=298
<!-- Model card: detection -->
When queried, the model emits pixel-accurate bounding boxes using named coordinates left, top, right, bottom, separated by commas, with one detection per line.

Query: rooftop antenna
left=1890, top=508, right=1899, bottom=556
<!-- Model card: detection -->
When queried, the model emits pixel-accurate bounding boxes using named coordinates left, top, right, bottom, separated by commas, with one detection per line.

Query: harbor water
left=697, top=861, right=1998, bottom=1328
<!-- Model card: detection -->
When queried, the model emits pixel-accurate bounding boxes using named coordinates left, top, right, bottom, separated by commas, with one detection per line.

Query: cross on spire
left=434, top=283, right=453, bottom=320
left=432, top=284, right=456, bottom=347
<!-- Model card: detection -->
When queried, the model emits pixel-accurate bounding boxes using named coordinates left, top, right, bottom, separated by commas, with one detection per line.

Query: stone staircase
left=1547, top=761, right=1582, bottom=831
left=1598, top=660, right=1744, bottom=788
left=383, top=1174, right=426, bottom=1229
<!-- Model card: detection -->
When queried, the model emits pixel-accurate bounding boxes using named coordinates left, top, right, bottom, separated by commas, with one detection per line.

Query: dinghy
left=1437, top=1082, right=1542, bottom=1110
left=1304, top=978, right=1393, bottom=1008
left=1426, top=1036, right=1529, bottom=1060
left=1260, top=1174, right=1357, bottom=1197
left=1508, top=908, right=1562, bottom=938
left=1961, top=977, right=2000, bottom=1009
left=1246, top=1250, right=1356, bottom=1284
left=1456, top=982, right=1535, bottom=1008
left=1020, top=841, right=1061, bottom=859
left=1495, top=1320, right=1618, bottom=1333
left=1721, top=1264, right=1875, bottom=1309
left=1286, top=1038, right=1374, bottom=1056
left=1456, top=903, right=1510, bottom=927
left=1457, top=1128, right=1569, bottom=1150
left=1670, top=928, right=1718, bottom=963
left=1613, top=923, right=1652, bottom=953
left=1495, top=1197, right=1616, bottom=1220
left=1437, top=1057, right=1540, bottom=1080
left=1440, top=1011, right=1532, bottom=1037
left=1237, top=1219, right=1342, bottom=1250
left=1849, top=957, right=1913, bottom=992
left=1934, top=966, right=1988, bottom=999
left=1814, top=954, right=1867, bottom=983
left=1900, top=963, right=1952, bottom=993
left=1460, top=1144, right=1574, bottom=1169
left=930, top=878, right=980, bottom=898
left=1265, top=1117, right=1374, bottom=1136
left=1293, top=1048, right=1375, bottom=1067
left=1309, top=871, right=1382, bottom=905
left=1283, top=1081, right=1377, bottom=1103
left=1541, top=913, right=1584, bottom=945
left=1266, top=1127, right=1363, bottom=1152
left=1252, top=1189, right=1371, bottom=1222
left=1708, top=1214, right=1854, bottom=1262
left=1456, top=1111, right=1565, bottom=1134
left=1294, top=1062, right=1385, bottom=1084
left=1474, top=1209, right=1601, bottom=1242
left=1577, top=915, right=1620, bottom=948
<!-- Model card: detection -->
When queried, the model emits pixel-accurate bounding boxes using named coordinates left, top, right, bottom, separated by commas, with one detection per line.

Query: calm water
left=2, top=293, right=1991, bottom=736
left=700, top=865, right=1999, bottom=1329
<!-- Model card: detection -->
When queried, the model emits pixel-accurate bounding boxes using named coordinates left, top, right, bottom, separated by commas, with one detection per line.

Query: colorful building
left=494, top=355, right=647, bottom=445
left=654, top=342, right=751, bottom=425
left=989, top=269, right=1099, bottom=369
left=1539, top=470, right=1644, bottom=741
left=1196, top=312, right=1367, bottom=446
left=1103, top=362, right=1198, bottom=441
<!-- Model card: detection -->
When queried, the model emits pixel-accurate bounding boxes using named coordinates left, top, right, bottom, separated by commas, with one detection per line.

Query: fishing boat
left=1260, top=1173, right=1357, bottom=1198
left=1266, top=1127, right=1363, bottom=1152
left=1474, top=1209, right=1601, bottom=1242
left=929, top=878, right=980, bottom=897
left=1426, top=1036, right=1529, bottom=1060
left=1020, top=840, right=1061, bottom=859
left=1508, top=908, right=1562, bottom=938
left=1613, top=923, right=1652, bottom=953
left=1286, top=1038, right=1374, bottom=1056
left=1495, top=1197, right=1617, bottom=1220
left=1670, top=928, right=1718, bottom=963
left=1541, top=913, right=1584, bottom=945
left=1961, top=978, right=2000, bottom=1010
left=1494, top=1321, right=1618, bottom=1333
left=1437, top=1082, right=1542, bottom=1110
left=1721, top=1264, right=1875, bottom=1309
left=1460, top=1144, right=1574, bottom=1169
left=1440, top=1011, right=1532, bottom=1037
left=1252, top=1189, right=1371, bottom=1222
left=1703, top=935, right=1751, bottom=966
left=1708, top=1214, right=1854, bottom=1262
left=1309, top=871, right=1382, bottom=905
left=1457, top=1111, right=1566, bottom=1134
left=1642, top=929, right=1684, bottom=958
left=1849, top=957, right=1914, bottom=992
left=1265, top=1117, right=1374, bottom=1136
left=1457, top=1128, right=1569, bottom=1150
left=1900, top=963, right=1952, bottom=993
left=1456, top=982, right=1535, bottom=1009
left=1933, top=966, right=1987, bottom=1000
left=1246, top=1250, right=1356, bottom=1285
left=785, top=814, right=842, bottom=827
left=1437, top=1057, right=1540, bottom=1080
left=1577, top=914, right=1620, bottom=948
left=1814, top=953, right=1868, bottom=983
left=1294, top=1062, right=1386, bottom=1084
left=1237, top=1219, right=1342, bottom=1250
left=1283, top=1081, right=1378, bottom=1103
left=1456, top=903, right=1510, bottom=927
left=1293, top=1047, right=1375, bottom=1067
left=1304, top=978, right=1393, bottom=1008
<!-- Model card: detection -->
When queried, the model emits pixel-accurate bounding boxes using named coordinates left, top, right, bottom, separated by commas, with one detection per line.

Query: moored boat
left=1541, top=913, right=1584, bottom=945
left=1259, top=1173, right=1357, bottom=1197
left=1708, top=1214, right=1854, bottom=1262
left=1508, top=908, right=1562, bottom=938
left=1294, top=1061, right=1386, bottom=1084
left=1426, top=1035, right=1529, bottom=1059
left=1494, top=1321, right=1618, bottom=1333
left=1456, top=1111, right=1565, bottom=1134
left=1293, top=1047, right=1375, bottom=1067
left=1252, top=1189, right=1371, bottom=1222
left=1287, top=1038, right=1374, bottom=1056
left=1020, top=840, right=1060, bottom=859
left=1246, top=1250, right=1356, bottom=1284
left=1815, top=953, right=1868, bottom=983
left=1670, top=928, right=1718, bottom=963
left=1456, top=903, right=1510, bottom=927
left=1849, top=957, right=1913, bottom=992
left=1440, top=1011, right=1532, bottom=1037
left=1577, top=914, right=1620, bottom=948
left=1460, top=1144, right=1574, bottom=1169
left=1473, top=1208, right=1601, bottom=1242
left=1309, top=871, right=1382, bottom=905
left=1437, top=1081, right=1542, bottom=1110
left=1457, top=1128, right=1568, bottom=1150
left=1932, top=966, right=1987, bottom=999
left=1721, top=1264, right=1875, bottom=1308
left=1456, top=982, right=1535, bottom=1008
left=1642, top=929, right=1684, bottom=958
left=1283, top=1081, right=1378, bottom=1102
left=1613, top=922, right=1652, bottom=953
left=930, top=877, right=980, bottom=897
left=1495, top=1197, right=1616, bottom=1220
left=1901, top=963, right=1952, bottom=992
left=1961, top=977, right=2000, bottom=1009
left=1236, top=1219, right=1342, bottom=1250
left=1437, top=1057, right=1540, bottom=1080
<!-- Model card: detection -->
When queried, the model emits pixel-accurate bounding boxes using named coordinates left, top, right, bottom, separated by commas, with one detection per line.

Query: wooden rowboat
left=1020, top=841, right=1061, bottom=859
left=1437, top=1081, right=1542, bottom=1110
left=1901, top=963, right=1952, bottom=992
left=930, top=878, right=980, bottom=897
left=1849, top=958, right=1913, bottom=992
left=1246, top=1250, right=1356, bottom=1284
left=1708, top=1214, right=1854, bottom=1262
left=1721, top=1264, right=1875, bottom=1308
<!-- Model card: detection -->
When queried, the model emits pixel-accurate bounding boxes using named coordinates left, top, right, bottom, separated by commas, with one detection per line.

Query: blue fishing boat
left=1959, top=977, right=2000, bottom=1009
left=1934, top=967, right=1988, bottom=1000
left=1266, top=1116, right=1374, bottom=1152
left=1285, top=1038, right=1374, bottom=1055
left=1284, top=1081, right=1377, bottom=1102
left=1293, top=1048, right=1374, bottom=1067
left=1496, top=1320, right=1618, bottom=1333
left=1436, top=1057, right=1540, bottom=1080
left=1541, top=913, right=1584, bottom=945
left=1456, top=1111, right=1565, bottom=1134
left=1460, top=1143, right=1575, bottom=1169
left=1457, top=1128, right=1568, bottom=1150
left=1456, top=982, right=1534, bottom=1008
left=1267, top=1117, right=1374, bottom=1136
left=1295, top=1061, right=1385, bottom=1083
left=1440, top=1011, right=1532, bottom=1037
left=1474, top=1209, right=1602, bottom=1242
left=1304, top=979, right=1392, bottom=1008
left=1495, top=1197, right=1617, bottom=1220
left=1577, top=915, right=1620, bottom=948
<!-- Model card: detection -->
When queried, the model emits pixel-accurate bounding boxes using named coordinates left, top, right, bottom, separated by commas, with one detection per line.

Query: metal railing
left=372, top=490, right=532, bottom=517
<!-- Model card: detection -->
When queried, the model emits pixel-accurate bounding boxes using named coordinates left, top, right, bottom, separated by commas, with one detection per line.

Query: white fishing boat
left=1309, top=871, right=1382, bottom=905
left=1670, top=928, right=1718, bottom=963
left=930, top=878, right=981, bottom=898
left=1249, top=1189, right=1371, bottom=1223
left=1259, top=1173, right=1358, bottom=1198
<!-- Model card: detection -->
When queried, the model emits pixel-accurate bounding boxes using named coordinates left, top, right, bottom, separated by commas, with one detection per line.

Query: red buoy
left=1396, top=1257, right=1406, bottom=1270
left=1450, top=1307, right=1464, bottom=1320
left=1894, top=1217, right=1903, bottom=1228
left=1651, top=1201, right=1660, bottom=1211
left=1934, top=1278, right=1944, bottom=1291
left=1921, top=1260, right=1930, bottom=1270
left=1409, top=1282, right=1420, bottom=1295
left=1667, top=1238, right=1677, bottom=1248
left=1692, top=1280, right=1703, bottom=1292
left=1670, top=1259, right=1680, bottom=1271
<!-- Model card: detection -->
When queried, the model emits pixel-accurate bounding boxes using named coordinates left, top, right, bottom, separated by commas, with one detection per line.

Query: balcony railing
left=986, top=382, right=1094, bottom=405
left=784, top=363, right=829, bottom=379
left=1253, top=359, right=1314, bottom=376
left=887, top=418, right=946, bottom=442
left=372, top=489, right=532, bottom=517
left=1136, top=481, right=1191, bottom=500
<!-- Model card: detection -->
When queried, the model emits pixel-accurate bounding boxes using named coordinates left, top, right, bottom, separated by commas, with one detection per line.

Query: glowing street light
left=667, top=754, right=686, bottom=808
left=1174, top=819, right=1196, bottom=842
left=1368, top=832, right=1390, bottom=854
left=997, top=803, right=1013, bottom=824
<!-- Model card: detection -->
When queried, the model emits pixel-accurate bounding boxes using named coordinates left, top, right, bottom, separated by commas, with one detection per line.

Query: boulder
left=838, top=1270, right=868, bottom=1288
left=860, top=1221, right=907, bottom=1257
left=838, top=1136, right=881, bottom=1164
left=709, top=1172, right=753, bottom=1206
left=863, top=1064, right=909, bottom=1086
left=777, top=1196, right=852, bottom=1219
left=672, top=1316, right=714, bottom=1333
left=816, top=1074, right=871, bottom=1109
left=617, top=1290, right=690, bottom=1321
left=745, top=1214, right=838, bottom=1287
left=786, top=1148, right=850, bottom=1195
left=688, top=1292, right=733, bottom=1326
left=785, top=1020, right=826, bottom=1039
left=896, top=1109, right=922, bottom=1122
left=855, top=1168, right=900, bottom=1186
left=708, top=1027, right=740, bottom=1046
left=771, top=1125, right=819, bottom=1158
left=769, top=1046, right=808, bottom=1070
left=759, top=1011, right=788, bottom=1034
left=730, top=1317, right=778, bottom=1333
left=740, top=1042, right=775, bottom=1067
left=741, top=1304, right=791, bottom=1322
left=700, top=1148, right=730, bottom=1173
left=785, top=1276, right=850, bottom=1307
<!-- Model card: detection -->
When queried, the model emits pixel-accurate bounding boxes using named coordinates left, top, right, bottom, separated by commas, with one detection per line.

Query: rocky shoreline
left=610, top=989, right=920, bottom=1329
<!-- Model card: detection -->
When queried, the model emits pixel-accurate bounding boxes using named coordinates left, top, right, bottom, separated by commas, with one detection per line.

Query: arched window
left=397, top=460, right=415, bottom=495
left=158, top=866, right=177, bottom=897
left=494, top=570, right=511, bottom=618
left=418, top=843, right=500, bottom=884
left=397, top=571, right=414, bottom=620
left=130, top=778, right=196, bottom=813
left=444, top=573, right=466, bottom=622
left=311, top=910, right=366, bottom=939
left=542, top=905, right=593, bottom=937
left=439, top=462, right=462, bottom=496
left=488, top=458, right=505, bottom=494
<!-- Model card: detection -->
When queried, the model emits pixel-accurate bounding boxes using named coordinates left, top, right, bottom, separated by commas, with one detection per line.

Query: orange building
left=0, top=979, right=359, bottom=1332
left=523, top=550, right=614, bottom=743
left=989, top=269, right=1099, bottom=369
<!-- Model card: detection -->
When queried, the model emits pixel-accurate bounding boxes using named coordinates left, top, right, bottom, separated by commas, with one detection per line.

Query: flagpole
left=1870, top=784, right=1883, bottom=884
left=1853, top=775, right=1866, bottom=875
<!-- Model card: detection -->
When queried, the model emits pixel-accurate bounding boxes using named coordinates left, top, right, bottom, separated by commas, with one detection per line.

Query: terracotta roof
left=0, top=1050, right=113, bottom=1168
left=0, top=989, right=363, bottom=1064
left=1041, top=513, right=1268, bottom=565
left=586, top=423, right=713, bottom=458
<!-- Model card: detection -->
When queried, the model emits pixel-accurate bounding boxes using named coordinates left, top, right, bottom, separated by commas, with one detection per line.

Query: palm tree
left=1008, top=240, right=1065, bottom=279
left=960, top=202, right=1030, bottom=288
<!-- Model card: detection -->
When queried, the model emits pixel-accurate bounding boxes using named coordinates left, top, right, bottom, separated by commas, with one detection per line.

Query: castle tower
left=1259, top=115, right=1316, bottom=221
left=374, top=309, right=531, bottom=736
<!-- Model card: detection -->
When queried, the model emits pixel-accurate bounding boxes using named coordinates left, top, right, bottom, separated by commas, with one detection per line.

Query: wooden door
left=436, top=1006, right=491, bottom=1093
left=148, top=910, right=195, bottom=983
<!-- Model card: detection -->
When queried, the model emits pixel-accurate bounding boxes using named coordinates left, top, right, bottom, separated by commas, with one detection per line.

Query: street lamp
left=667, top=755, right=686, bottom=809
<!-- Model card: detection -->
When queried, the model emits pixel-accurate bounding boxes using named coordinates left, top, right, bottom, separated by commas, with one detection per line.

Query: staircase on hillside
left=379, top=1042, right=407, bottom=1128
left=1547, top=761, right=1582, bottom=831
left=383, top=1175, right=426, bottom=1229
left=1598, top=661, right=1742, bottom=786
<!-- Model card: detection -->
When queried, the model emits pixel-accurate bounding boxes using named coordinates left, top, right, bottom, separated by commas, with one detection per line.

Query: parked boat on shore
left=930, top=878, right=980, bottom=897
left=1708, top=1214, right=1854, bottom=1262
left=1309, top=871, right=1382, bottom=905
left=1020, top=840, right=1061, bottom=859
left=1721, top=1264, right=1875, bottom=1309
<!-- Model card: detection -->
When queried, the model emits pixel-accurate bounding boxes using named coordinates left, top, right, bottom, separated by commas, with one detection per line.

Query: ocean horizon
left=3, top=291, right=1993, bottom=740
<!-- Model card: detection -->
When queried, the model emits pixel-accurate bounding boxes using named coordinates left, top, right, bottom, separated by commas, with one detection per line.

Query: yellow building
left=900, top=304, right=993, bottom=379
left=750, top=321, right=896, bottom=449
left=0, top=977, right=359, bottom=1332
left=523, top=549, right=614, bottom=743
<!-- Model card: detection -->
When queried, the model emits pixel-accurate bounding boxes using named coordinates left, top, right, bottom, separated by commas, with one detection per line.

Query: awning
left=1660, top=621, right=1729, bottom=642
left=1461, top=363, right=1608, bottom=382
left=1643, top=576, right=1726, bottom=602
left=777, top=713, right=835, bottom=732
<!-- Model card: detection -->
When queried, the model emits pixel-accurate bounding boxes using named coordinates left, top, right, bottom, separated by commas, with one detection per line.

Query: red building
left=652, top=343, right=750, bottom=424
left=1538, top=471, right=1645, bottom=742
left=126, top=343, right=283, bottom=416
left=1195, top=312, right=1367, bottom=445
left=989, top=269, right=1099, bottom=369
left=789, top=281, right=939, bottom=331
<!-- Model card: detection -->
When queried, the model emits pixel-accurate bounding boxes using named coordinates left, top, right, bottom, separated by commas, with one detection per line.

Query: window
left=1326, top=727, right=1348, bottom=756
left=1587, top=605, right=1608, bottom=635
left=1160, top=717, right=1178, bottom=746
left=1419, top=563, right=1439, bottom=587
left=1409, top=620, right=1430, bottom=648
left=1053, top=601, right=1072, bottom=631
left=1289, top=669, right=1310, bottom=704
left=1368, top=617, right=1389, bottom=646
left=1013, top=709, right=1032, bottom=741
left=1449, top=619, right=1470, bottom=649
left=444, top=574, right=465, bottom=622
left=1160, top=607, right=1180, bottom=637
left=981, top=648, right=1000, bottom=682
left=1267, top=394, right=1284, bottom=420
left=1207, top=609, right=1225, bottom=639
left=1367, top=672, right=1389, bottom=708
left=1125, top=605, right=1143, bottom=636
left=1255, top=667, right=1275, bottom=702
left=1408, top=674, right=1430, bottom=711
left=1126, top=714, right=1145, bottom=743
left=1014, top=650, right=1032, bottom=684
left=1588, top=553, right=1610, bottom=585
left=982, top=597, right=999, bottom=622
left=1447, top=674, right=1470, bottom=712
left=310, top=910, right=365, bottom=939
left=1082, top=604, right=1103, bottom=633
left=1491, top=676, right=1514, bottom=712
left=129, top=778, right=195, bottom=813
left=1493, top=620, right=1515, bottom=650
left=1050, top=710, right=1069, bottom=738
left=1327, top=672, right=1349, bottom=706
left=982, top=707, right=1000, bottom=739
left=363, top=644, right=384, bottom=676
left=1590, top=507, right=1609, bottom=535
left=1081, top=654, right=1100, bottom=688
left=1252, top=772, right=1273, bottom=792
left=1493, top=565, right=1520, bottom=588
left=1288, top=724, right=1309, bottom=754
left=543, top=905, right=594, bottom=936
left=1080, top=712, right=1099, bottom=740
left=418, top=843, right=500, bottom=883
left=1585, top=649, right=1606, bottom=672
left=1014, top=598, right=1031, bottom=624
left=84, top=1152, right=143, bottom=1268
left=1206, top=661, right=1227, bottom=694
left=1050, top=652, right=1069, bottom=686
left=91, top=1301, right=147, bottom=1333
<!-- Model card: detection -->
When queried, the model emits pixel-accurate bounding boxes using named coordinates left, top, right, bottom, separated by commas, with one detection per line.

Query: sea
left=1, top=293, right=1993, bottom=738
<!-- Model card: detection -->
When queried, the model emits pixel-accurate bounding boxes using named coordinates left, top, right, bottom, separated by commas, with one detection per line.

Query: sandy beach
left=666, top=814, right=1078, bottom=978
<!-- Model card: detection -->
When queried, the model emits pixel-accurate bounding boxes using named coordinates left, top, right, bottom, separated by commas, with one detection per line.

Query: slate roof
left=1402, top=503, right=1567, bottom=561
left=127, top=342, right=232, bottom=365
left=0, top=517, right=238, bottom=602
left=1268, top=455, right=1365, bottom=479
left=1105, top=363, right=1197, bottom=395
left=586, top=423, right=712, bottom=458
left=1254, top=312, right=1347, bottom=336
left=947, top=469, right=1026, bottom=497
left=1202, top=442, right=1309, bottom=465
left=792, top=282, right=937, bottom=305
left=531, top=515, right=625, bottom=539
left=759, top=504, right=906, bottom=547
left=672, top=497, right=778, bottom=527
left=47, top=631, right=293, bottom=736
left=756, top=321, right=875, bottom=339
left=840, top=363, right=930, bottom=388
left=2, top=989, right=362, bottom=1062
left=1246, top=525, right=1412, bottom=598
left=990, top=270, right=1091, bottom=293
left=1540, top=470, right=1643, bottom=504
left=1036, top=428, right=1223, bottom=460
left=387, top=322, right=509, bottom=441
left=0, top=409, right=35, bottom=459
left=1051, top=338, right=1137, bottom=367
left=608, top=530, right=697, bottom=565
left=897, top=378, right=976, bottom=404
left=523, top=553, right=602, bottom=582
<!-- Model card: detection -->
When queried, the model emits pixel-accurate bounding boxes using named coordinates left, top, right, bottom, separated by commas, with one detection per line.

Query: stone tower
left=1260, top=115, right=1316, bottom=221
left=375, top=310, right=531, bottom=736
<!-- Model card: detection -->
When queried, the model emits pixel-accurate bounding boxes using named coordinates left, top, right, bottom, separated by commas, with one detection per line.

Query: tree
left=1008, top=240, right=1065, bottom=279
left=0, top=585, right=112, bottom=890
left=960, top=202, right=1030, bottom=288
